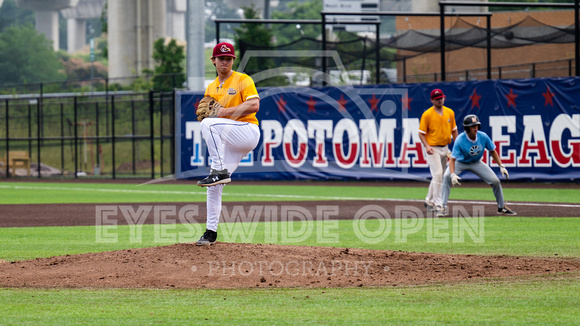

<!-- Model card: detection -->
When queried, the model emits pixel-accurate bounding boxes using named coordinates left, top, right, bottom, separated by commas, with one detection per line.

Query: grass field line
left=1, top=184, right=579, bottom=208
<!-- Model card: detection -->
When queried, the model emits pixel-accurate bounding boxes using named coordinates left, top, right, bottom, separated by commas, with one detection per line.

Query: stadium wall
left=176, top=77, right=580, bottom=182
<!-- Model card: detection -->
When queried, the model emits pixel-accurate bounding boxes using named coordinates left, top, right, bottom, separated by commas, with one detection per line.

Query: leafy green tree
left=0, top=0, right=34, bottom=33
left=205, top=0, right=241, bottom=42
left=270, top=0, right=322, bottom=45
left=149, top=38, right=186, bottom=91
left=100, top=1, right=108, bottom=59
left=0, top=25, right=65, bottom=84
left=234, top=5, right=287, bottom=86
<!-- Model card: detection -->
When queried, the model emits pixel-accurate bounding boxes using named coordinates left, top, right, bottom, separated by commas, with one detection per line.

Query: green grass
left=1, top=181, right=579, bottom=325
left=0, top=181, right=579, bottom=204
left=0, top=216, right=578, bottom=261
left=1, top=276, right=579, bottom=325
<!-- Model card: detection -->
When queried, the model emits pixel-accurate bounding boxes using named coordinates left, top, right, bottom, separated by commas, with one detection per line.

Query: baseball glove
left=196, top=96, right=222, bottom=121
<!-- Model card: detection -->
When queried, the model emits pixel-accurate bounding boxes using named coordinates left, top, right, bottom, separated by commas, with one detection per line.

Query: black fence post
left=149, top=90, right=155, bottom=179
left=74, top=97, right=78, bottom=179
left=5, top=99, right=9, bottom=178
left=160, top=92, right=164, bottom=178
left=39, top=83, right=44, bottom=145
left=95, top=101, right=100, bottom=174
left=321, top=12, right=327, bottom=86
left=106, top=79, right=110, bottom=137
left=487, top=15, right=492, bottom=80
left=131, top=100, right=136, bottom=175
left=440, top=3, right=446, bottom=81
left=111, top=95, right=116, bottom=179
left=171, top=90, right=176, bottom=175
left=36, top=93, right=41, bottom=178
left=28, top=104, right=32, bottom=159
left=375, top=23, right=380, bottom=85
left=60, top=103, right=64, bottom=174
left=574, top=0, right=580, bottom=76
left=215, top=21, right=220, bottom=43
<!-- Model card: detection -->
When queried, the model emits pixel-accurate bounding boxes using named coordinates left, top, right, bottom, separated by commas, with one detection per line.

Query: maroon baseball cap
left=430, top=89, right=445, bottom=100
left=212, top=42, right=236, bottom=58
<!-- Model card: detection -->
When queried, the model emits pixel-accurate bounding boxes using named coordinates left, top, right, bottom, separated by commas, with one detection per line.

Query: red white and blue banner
left=176, top=77, right=580, bottom=181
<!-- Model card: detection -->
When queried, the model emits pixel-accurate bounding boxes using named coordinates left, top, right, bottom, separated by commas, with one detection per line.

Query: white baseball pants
left=425, top=146, right=449, bottom=207
left=200, top=118, right=260, bottom=232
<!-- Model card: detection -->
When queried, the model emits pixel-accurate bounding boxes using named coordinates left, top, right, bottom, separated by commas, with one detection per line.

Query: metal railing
left=401, top=58, right=576, bottom=84
left=1, top=90, right=175, bottom=179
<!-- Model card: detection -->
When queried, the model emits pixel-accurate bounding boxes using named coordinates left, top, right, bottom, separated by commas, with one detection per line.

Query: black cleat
left=424, top=202, right=436, bottom=212
left=197, top=169, right=231, bottom=187
left=498, top=206, right=517, bottom=215
left=196, top=229, right=217, bottom=246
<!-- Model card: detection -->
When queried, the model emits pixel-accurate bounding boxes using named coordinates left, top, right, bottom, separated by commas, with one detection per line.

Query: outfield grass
left=0, top=216, right=578, bottom=261
left=1, top=181, right=578, bottom=325
left=0, top=181, right=579, bottom=204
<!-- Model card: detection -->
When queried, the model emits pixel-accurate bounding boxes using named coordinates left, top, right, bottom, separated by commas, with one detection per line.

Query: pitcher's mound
left=1, top=243, right=579, bottom=289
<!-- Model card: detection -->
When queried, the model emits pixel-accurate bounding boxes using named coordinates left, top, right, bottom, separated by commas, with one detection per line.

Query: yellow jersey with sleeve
left=204, top=71, right=260, bottom=125
left=418, top=106, right=457, bottom=146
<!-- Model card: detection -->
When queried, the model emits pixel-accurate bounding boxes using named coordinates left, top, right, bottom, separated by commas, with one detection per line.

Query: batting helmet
left=463, top=114, right=481, bottom=130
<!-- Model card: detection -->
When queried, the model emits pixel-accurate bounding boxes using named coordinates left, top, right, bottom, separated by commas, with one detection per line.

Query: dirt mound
left=1, top=243, right=578, bottom=289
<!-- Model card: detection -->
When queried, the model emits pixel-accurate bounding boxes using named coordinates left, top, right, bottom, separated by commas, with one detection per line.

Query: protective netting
left=389, top=15, right=575, bottom=52
left=237, top=15, right=575, bottom=71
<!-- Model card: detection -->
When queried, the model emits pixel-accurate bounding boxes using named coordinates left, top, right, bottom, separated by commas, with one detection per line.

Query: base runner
left=439, top=114, right=517, bottom=217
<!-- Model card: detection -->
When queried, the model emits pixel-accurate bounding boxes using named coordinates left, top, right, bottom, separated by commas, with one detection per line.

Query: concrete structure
left=167, top=0, right=186, bottom=41
left=60, top=0, right=105, bottom=53
left=108, top=0, right=166, bottom=80
left=186, top=0, right=205, bottom=91
left=16, top=0, right=80, bottom=51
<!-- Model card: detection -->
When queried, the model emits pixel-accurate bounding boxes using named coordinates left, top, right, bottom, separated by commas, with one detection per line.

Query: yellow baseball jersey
left=418, top=106, right=457, bottom=146
left=204, top=71, right=260, bottom=125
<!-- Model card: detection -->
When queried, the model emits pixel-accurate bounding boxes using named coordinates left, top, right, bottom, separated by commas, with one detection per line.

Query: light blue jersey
left=451, top=131, right=496, bottom=163
left=443, top=130, right=506, bottom=209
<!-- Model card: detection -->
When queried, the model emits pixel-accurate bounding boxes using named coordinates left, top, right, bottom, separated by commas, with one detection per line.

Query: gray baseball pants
left=441, top=160, right=505, bottom=209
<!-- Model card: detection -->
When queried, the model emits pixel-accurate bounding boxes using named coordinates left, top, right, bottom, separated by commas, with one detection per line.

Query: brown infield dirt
left=0, top=179, right=579, bottom=289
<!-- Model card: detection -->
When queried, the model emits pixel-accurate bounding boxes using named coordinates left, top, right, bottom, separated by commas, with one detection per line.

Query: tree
left=149, top=38, right=186, bottom=91
left=234, top=5, right=287, bottom=87
left=235, top=4, right=272, bottom=72
left=270, top=0, right=322, bottom=45
left=0, top=25, right=65, bottom=84
left=205, top=0, right=241, bottom=42
left=0, top=0, right=34, bottom=33
left=100, top=1, right=108, bottom=59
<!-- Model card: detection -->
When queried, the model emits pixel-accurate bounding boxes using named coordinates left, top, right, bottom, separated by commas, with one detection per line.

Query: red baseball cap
left=212, top=42, right=236, bottom=58
left=430, top=89, right=445, bottom=100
